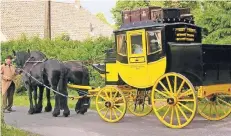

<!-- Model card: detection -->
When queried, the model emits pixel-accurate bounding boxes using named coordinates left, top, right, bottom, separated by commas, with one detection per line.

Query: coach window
left=147, top=31, right=162, bottom=55
left=131, top=34, right=143, bottom=54
left=117, top=34, right=127, bottom=56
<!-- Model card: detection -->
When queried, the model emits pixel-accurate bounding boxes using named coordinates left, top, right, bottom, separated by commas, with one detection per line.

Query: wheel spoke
left=110, top=109, right=112, bottom=120
left=213, top=103, right=219, bottom=118
left=159, top=81, right=171, bottom=95
left=103, top=108, right=109, bottom=118
left=178, top=89, right=193, bottom=98
left=200, top=102, right=209, bottom=113
left=209, top=102, right=212, bottom=117
left=177, top=104, right=189, bottom=121
left=115, top=97, right=123, bottom=102
left=166, top=76, right=173, bottom=94
left=114, top=105, right=123, bottom=114
left=156, top=104, right=167, bottom=112
left=174, top=75, right=177, bottom=93
left=218, top=98, right=231, bottom=107
left=114, top=103, right=125, bottom=106
left=176, top=80, right=185, bottom=95
left=105, top=91, right=110, bottom=100
left=155, top=89, right=169, bottom=98
left=170, top=106, right=174, bottom=125
left=162, top=106, right=170, bottom=120
left=178, top=102, right=193, bottom=113
left=112, top=108, right=119, bottom=119
left=99, top=106, right=106, bottom=112
left=113, top=91, right=118, bottom=101
left=217, top=100, right=227, bottom=114
left=154, top=98, right=166, bottom=102
left=178, top=99, right=195, bottom=102
left=99, top=94, right=108, bottom=101
left=175, top=105, right=181, bottom=125
left=110, top=89, right=113, bottom=99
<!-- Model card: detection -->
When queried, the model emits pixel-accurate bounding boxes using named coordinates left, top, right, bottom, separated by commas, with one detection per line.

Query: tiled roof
left=1, top=0, right=113, bottom=41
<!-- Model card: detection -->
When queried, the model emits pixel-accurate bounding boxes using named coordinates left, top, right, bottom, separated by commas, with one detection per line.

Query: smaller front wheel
left=96, top=86, right=127, bottom=123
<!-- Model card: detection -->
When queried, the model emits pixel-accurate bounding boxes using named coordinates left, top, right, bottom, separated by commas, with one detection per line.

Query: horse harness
left=19, top=57, right=75, bottom=99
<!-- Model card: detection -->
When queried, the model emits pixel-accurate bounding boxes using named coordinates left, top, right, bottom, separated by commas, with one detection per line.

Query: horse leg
left=61, top=91, right=70, bottom=117
left=37, top=86, right=44, bottom=113
left=52, top=85, right=60, bottom=117
left=27, top=84, right=34, bottom=114
left=45, top=87, right=52, bottom=112
left=33, top=86, right=39, bottom=113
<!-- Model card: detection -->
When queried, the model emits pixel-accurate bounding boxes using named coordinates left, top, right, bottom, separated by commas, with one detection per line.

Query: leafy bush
left=1, top=34, right=114, bottom=87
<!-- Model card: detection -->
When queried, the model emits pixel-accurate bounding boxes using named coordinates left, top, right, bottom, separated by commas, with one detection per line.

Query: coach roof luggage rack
left=121, top=6, right=194, bottom=25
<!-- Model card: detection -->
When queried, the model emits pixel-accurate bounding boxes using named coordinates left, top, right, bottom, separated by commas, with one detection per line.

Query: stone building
left=0, top=0, right=113, bottom=41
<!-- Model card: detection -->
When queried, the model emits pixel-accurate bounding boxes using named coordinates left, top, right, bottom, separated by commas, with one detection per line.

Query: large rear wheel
left=96, top=86, right=127, bottom=123
left=152, top=73, right=197, bottom=128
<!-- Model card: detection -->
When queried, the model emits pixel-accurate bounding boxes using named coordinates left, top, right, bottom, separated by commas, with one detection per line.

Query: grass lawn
left=1, top=124, right=39, bottom=136
left=13, top=89, right=97, bottom=111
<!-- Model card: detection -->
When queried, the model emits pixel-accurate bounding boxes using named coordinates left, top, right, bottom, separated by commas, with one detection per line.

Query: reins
left=18, top=68, right=75, bottom=100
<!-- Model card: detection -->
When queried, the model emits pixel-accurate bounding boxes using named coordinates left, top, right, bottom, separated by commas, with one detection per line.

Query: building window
left=117, top=34, right=127, bottom=55
left=147, top=30, right=162, bottom=54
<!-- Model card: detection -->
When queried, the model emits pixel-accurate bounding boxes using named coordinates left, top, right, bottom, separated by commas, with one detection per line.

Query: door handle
left=135, top=59, right=139, bottom=61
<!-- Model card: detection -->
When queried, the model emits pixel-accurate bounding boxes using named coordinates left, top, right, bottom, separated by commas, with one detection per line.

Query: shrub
left=1, top=34, right=114, bottom=88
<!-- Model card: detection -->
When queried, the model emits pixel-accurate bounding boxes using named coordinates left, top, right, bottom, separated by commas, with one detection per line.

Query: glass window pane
left=117, top=35, right=127, bottom=55
left=147, top=31, right=162, bottom=54
left=131, top=34, right=143, bottom=54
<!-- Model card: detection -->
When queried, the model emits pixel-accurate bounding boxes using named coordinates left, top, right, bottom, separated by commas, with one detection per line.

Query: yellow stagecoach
left=68, top=7, right=231, bottom=128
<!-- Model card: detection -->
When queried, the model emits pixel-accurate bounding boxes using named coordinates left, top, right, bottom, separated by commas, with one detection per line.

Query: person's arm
left=1, top=64, right=4, bottom=74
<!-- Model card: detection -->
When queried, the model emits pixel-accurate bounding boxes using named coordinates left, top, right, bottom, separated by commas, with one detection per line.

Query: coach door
left=123, top=29, right=149, bottom=88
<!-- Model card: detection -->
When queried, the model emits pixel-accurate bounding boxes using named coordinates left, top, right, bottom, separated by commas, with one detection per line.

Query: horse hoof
left=52, top=110, right=60, bottom=117
left=28, top=109, right=34, bottom=114
left=36, top=107, right=42, bottom=113
left=63, top=110, right=70, bottom=117
left=45, top=105, right=52, bottom=112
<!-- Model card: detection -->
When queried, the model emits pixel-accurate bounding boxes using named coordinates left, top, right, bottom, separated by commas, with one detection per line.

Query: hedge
left=1, top=34, right=115, bottom=87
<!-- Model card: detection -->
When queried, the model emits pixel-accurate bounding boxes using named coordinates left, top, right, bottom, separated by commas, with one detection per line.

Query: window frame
left=116, top=34, right=127, bottom=56
left=130, top=34, right=144, bottom=55
left=146, top=30, right=162, bottom=55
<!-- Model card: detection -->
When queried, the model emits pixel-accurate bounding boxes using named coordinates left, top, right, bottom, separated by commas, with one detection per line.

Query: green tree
left=194, top=1, right=231, bottom=44
left=163, top=0, right=199, bottom=10
left=96, top=12, right=117, bottom=30
left=96, top=12, right=110, bottom=25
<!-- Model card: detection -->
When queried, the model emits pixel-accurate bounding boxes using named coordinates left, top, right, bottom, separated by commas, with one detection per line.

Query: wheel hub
left=105, top=101, right=113, bottom=108
left=167, top=97, right=176, bottom=105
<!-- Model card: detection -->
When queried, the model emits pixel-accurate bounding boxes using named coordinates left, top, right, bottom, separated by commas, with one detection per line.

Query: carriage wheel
left=127, top=89, right=153, bottom=117
left=152, top=73, right=197, bottom=128
left=198, top=92, right=231, bottom=121
left=96, top=86, right=127, bottom=123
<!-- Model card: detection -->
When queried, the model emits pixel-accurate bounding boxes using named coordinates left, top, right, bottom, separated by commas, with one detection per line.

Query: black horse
left=13, top=50, right=70, bottom=117
left=14, top=50, right=91, bottom=115
left=63, top=61, right=91, bottom=114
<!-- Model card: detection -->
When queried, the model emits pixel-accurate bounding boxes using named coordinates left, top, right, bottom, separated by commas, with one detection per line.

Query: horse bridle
left=15, top=56, right=47, bottom=76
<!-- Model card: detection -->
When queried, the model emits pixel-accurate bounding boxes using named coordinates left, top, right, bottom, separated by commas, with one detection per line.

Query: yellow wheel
left=96, top=86, right=127, bottom=123
left=127, top=90, right=153, bottom=117
left=198, top=92, right=231, bottom=120
left=152, top=72, right=197, bottom=128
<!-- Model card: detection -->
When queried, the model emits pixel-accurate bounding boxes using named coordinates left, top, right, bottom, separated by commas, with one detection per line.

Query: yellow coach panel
left=147, top=57, right=167, bottom=85
left=105, top=63, right=118, bottom=82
